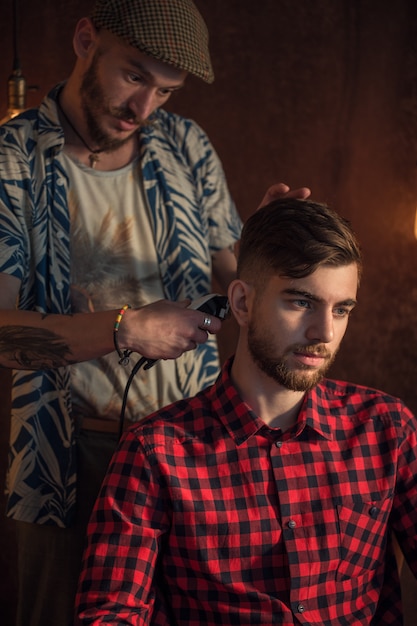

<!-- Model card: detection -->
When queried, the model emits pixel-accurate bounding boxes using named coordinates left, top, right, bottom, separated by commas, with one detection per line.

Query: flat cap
left=91, top=0, right=214, bottom=83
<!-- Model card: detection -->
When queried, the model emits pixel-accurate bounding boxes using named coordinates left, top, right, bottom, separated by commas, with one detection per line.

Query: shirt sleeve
left=0, top=123, right=30, bottom=281
left=152, top=110, right=242, bottom=253
left=390, top=404, right=417, bottom=575
left=75, top=431, right=170, bottom=625
left=183, top=118, right=242, bottom=253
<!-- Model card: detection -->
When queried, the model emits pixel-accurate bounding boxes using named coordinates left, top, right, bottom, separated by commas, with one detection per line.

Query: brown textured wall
left=1, top=1, right=417, bottom=623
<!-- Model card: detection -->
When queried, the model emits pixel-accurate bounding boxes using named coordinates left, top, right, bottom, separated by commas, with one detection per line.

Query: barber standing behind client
left=0, top=1, right=310, bottom=625
left=76, top=198, right=417, bottom=625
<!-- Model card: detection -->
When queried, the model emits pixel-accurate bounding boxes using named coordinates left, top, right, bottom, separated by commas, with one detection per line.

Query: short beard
left=247, top=322, right=337, bottom=392
left=80, top=51, right=144, bottom=154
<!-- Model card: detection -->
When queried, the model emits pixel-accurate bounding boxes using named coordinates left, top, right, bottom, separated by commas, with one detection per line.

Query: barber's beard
left=247, top=321, right=337, bottom=392
left=80, top=53, right=146, bottom=153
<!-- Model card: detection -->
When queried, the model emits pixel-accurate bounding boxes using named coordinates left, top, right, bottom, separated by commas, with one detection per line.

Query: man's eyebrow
left=283, top=288, right=357, bottom=308
left=126, top=58, right=186, bottom=89
left=128, top=59, right=150, bottom=76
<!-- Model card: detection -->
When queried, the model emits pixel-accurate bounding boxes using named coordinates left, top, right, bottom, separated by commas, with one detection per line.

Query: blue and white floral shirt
left=0, top=84, right=242, bottom=526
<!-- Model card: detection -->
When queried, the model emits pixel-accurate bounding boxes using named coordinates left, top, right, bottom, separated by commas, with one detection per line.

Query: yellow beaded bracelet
left=113, top=304, right=133, bottom=366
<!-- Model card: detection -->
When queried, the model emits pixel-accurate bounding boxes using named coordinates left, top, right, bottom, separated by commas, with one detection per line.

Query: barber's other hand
left=258, top=182, right=311, bottom=209
left=119, top=299, right=222, bottom=361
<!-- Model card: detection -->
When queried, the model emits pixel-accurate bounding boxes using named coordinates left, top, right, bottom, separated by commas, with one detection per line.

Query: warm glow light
left=1, top=0, right=27, bottom=126
left=415, top=209, right=417, bottom=240
left=0, top=108, right=24, bottom=125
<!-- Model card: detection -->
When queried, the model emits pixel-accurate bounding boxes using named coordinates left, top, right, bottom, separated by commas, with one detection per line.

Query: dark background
left=1, top=1, right=417, bottom=623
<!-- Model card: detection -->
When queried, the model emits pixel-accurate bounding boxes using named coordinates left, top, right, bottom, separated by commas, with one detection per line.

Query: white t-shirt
left=61, top=152, right=194, bottom=423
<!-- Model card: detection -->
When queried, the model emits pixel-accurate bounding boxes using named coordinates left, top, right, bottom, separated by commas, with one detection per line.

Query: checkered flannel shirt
left=76, top=358, right=417, bottom=625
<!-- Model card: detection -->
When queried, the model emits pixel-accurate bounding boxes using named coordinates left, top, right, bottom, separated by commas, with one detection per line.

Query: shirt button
left=275, top=440, right=283, bottom=448
left=297, top=603, right=305, bottom=613
left=288, top=519, right=297, bottom=529
left=369, top=506, right=378, bottom=517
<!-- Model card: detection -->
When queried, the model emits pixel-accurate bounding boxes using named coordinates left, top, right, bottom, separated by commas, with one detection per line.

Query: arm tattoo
left=0, top=325, right=74, bottom=369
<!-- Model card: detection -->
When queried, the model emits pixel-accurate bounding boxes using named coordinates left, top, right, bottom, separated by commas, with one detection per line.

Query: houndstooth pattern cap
left=91, top=0, right=214, bottom=83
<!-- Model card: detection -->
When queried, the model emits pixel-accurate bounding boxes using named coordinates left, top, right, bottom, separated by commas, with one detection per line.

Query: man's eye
left=294, top=299, right=310, bottom=309
left=158, top=88, right=174, bottom=97
left=334, top=307, right=350, bottom=317
left=128, top=73, right=143, bottom=83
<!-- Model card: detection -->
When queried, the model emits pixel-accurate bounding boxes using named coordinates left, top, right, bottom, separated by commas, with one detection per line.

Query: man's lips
left=115, top=117, right=140, bottom=131
left=292, top=349, right=330, bottom=368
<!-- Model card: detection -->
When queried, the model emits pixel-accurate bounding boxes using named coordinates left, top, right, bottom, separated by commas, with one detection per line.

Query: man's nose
left=130, top=89, right=158, bottom=121
left=305, top=310, right=334, bottom=344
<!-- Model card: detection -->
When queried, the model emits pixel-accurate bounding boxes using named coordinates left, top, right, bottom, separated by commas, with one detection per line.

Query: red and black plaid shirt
left=76, top=358, right=417, bottom=625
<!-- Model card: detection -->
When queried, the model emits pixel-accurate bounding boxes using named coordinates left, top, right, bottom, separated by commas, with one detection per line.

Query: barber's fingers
left=257, top=182, right=311, bottom=209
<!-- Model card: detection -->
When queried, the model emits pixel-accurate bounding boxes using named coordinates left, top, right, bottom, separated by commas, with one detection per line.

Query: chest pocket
left=336, top=493, right=393, bottom=581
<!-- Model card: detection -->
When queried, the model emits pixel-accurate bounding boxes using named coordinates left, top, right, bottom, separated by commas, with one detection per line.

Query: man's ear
left=73, top=17, right=98, bottom=59
left=228, top=279, right=253, bottom=327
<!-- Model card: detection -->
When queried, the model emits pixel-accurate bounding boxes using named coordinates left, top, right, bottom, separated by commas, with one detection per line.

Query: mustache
left=291, top=344, right=332, bottom=359
left=109, top=106, right=152, bottom=127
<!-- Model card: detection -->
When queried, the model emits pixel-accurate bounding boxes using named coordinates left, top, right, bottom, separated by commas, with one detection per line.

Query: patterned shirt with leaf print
left=0, top=83, right=242, bottom=527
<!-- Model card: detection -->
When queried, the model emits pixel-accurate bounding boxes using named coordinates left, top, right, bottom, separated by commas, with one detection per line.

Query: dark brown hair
left=237, top=198, right=362, bottom=285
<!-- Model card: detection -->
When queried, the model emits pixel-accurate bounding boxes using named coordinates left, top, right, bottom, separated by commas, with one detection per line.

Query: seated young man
left=75, top=198, right=417, bottom=625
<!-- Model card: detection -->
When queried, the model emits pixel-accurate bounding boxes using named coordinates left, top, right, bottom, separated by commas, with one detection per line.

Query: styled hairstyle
left=237, top=198, right=362, bottom=285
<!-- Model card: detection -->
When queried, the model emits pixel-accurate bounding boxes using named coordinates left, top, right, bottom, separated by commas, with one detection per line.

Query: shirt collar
left=37, top=84, right=66, bottom=152
left=208, top=357, right=333, bottom=445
